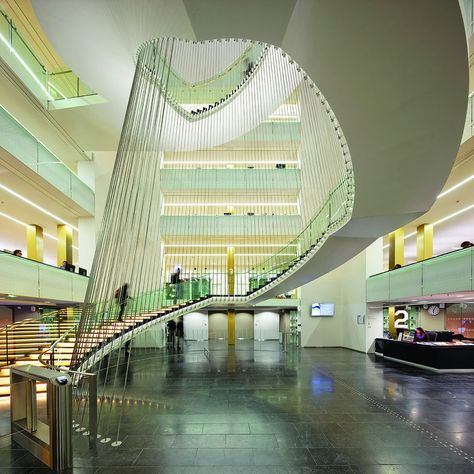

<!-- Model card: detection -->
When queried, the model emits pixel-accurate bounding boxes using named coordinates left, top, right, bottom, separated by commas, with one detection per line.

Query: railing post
left=5, top=325, right=9, bottom=365
left=88, top=374, right=97, bottom=449
left=328, top=191, right=332, bottom=225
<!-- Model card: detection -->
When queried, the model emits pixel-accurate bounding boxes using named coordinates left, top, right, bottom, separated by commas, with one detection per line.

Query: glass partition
left=0, top=251, right=88, bottom=302
left=0, top=106, right=94, bottom=213
left=0, top=9, right=98, bottom=106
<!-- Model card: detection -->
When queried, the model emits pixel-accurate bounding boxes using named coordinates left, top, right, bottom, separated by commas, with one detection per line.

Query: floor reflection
left=2, top=344, right=474, bottom=471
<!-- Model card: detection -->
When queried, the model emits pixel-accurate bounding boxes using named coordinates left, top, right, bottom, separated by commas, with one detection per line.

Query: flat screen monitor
left=311, top=303, right=334, bottom=317
left=78, top=267, right=87, bottom=276
left=65, top=263, right=75, bottom=272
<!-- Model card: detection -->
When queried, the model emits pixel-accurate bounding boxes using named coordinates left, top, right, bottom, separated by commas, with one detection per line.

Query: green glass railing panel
left=47, top=70, right=97, bottom=100
left=0, top=9, right=98, bottom=104
left=94, top=178, right=352, bottom=318
left=0, top=107, right=38, bottom=164
left=161, top=42, right=266, bottom=105
left=0, top=251, right=88, bottom=302
left=0, top=105, right=94, bottom=214
left=11, top=27, right=46, bottom=88
left=37, top=142, right=72, bottom=195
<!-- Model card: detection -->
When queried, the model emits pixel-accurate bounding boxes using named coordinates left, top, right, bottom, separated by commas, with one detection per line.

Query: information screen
left=311, top=303, right=334, bottom=317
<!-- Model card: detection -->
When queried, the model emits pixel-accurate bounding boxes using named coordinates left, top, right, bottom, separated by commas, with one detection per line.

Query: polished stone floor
left=1, top=341, right=474, bottom=472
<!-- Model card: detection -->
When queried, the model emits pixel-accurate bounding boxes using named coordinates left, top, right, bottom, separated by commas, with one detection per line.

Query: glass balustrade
left=106, top=174, right=353, bottom=318
left=152, top=41, right=266, bottom=108
left=0, top=9, right=99, bottom=106
left=0, top=105, right=94, bottom=213
left=0, top=250, right=88, bottom=303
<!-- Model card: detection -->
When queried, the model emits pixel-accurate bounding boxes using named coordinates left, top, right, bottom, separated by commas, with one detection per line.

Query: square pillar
left=57, top=224, right=73, bottom=266
left=388, top=306, right=396, bottom=338
left=416, top=223, right=433, bottom=261
left=26, top=224, right=43, bottom=262
left=228, top=309, right=235, bottom=345
left=388, top=228, right=404, bottom=270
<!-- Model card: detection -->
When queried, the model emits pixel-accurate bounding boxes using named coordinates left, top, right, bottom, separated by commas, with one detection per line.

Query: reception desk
left=375, top=338, right=474, bottom=373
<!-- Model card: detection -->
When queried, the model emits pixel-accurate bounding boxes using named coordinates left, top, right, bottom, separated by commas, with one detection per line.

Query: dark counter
left=375, top=338, right=474, bottom=372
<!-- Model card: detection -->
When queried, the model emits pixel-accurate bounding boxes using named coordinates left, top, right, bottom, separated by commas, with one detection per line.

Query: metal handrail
left=38, top=324, right=78, bottom=369
left=38, top=327, right=97, bottom=449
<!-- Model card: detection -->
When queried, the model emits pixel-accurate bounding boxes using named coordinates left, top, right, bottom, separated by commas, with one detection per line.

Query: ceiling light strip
left=162, top=161, right=298, bottom=165
left=383, top=202, right=474, bottom=249
left=164, top=202, right=298, bottom=207
left=163, top=243, right=297, bottom=247
left=438, top=174, right=474, bottom=198
left=0, top=211, right=78, bottom=250
left=0, top=184, right=78, bottom=231
left=164, top=253, right=296, bottom=257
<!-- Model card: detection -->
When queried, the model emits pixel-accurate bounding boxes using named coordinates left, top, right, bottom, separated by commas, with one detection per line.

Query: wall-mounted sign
left=394, top=309, right=409, bottom=329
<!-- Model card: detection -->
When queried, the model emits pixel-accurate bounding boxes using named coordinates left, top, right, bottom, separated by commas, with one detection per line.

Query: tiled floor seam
left=318, top=367, right=474, bottom=466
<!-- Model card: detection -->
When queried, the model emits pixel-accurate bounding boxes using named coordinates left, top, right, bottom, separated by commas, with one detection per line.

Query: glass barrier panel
left=37, top=142, right=72, bottom=196
left=10, top=26, right=48, bottom=100
left=0, top=106, right=94, bottom=213
left=0, top=106, right=38, bottom=167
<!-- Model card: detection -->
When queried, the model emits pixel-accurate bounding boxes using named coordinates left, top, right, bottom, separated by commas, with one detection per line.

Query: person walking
left=115, top=283, right=129, bottom=322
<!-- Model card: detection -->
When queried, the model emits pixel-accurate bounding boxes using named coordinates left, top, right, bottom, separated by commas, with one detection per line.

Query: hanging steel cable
left=70, top=37, right=354, bottom=444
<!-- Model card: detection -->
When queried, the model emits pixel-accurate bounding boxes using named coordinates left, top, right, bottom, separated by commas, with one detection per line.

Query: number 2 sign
left=394, top=309, right=409, bottom=329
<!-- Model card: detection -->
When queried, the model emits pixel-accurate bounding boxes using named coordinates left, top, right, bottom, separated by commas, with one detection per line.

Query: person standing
left=176, top=318, right=184, bottom=350
left=167, top=319, right=177, bottom=349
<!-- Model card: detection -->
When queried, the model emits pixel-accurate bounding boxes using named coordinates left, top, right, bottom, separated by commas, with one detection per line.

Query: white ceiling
left=383, top=140, right=474, bottom=267
left=0, top=163, right=79, bottom=265
left=28, top=0, right=469, bottom=292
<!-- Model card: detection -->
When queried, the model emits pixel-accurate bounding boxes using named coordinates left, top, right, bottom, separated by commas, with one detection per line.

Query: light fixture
left=0, top=183, right=78, bottom=231
left=438, top=173, right=474, bottom=198
left=383, top=202, right=474, bottom=249
left=163, top=243, right=297, bottom=247
left=0, top=210, right=78, bottom=250
left=164, top=202, right=298, bottom=207
left=162, top=160, right=298, bottom=165
left=164, top=253, right=296, bottom=257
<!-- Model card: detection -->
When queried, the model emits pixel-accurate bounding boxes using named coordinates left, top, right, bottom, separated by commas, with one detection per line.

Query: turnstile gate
left=10, top=365, right=72, bottom=471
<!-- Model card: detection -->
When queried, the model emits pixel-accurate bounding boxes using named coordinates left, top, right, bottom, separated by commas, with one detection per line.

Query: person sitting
left=59, top=260, right=68, bottom=270
left=13, top=249, right=23, bottom=257
left=414, top=327, right=429, bottom=342
left=393, top=263, right=402, bottom=269
left=460, top=241, right=474, bottom=249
